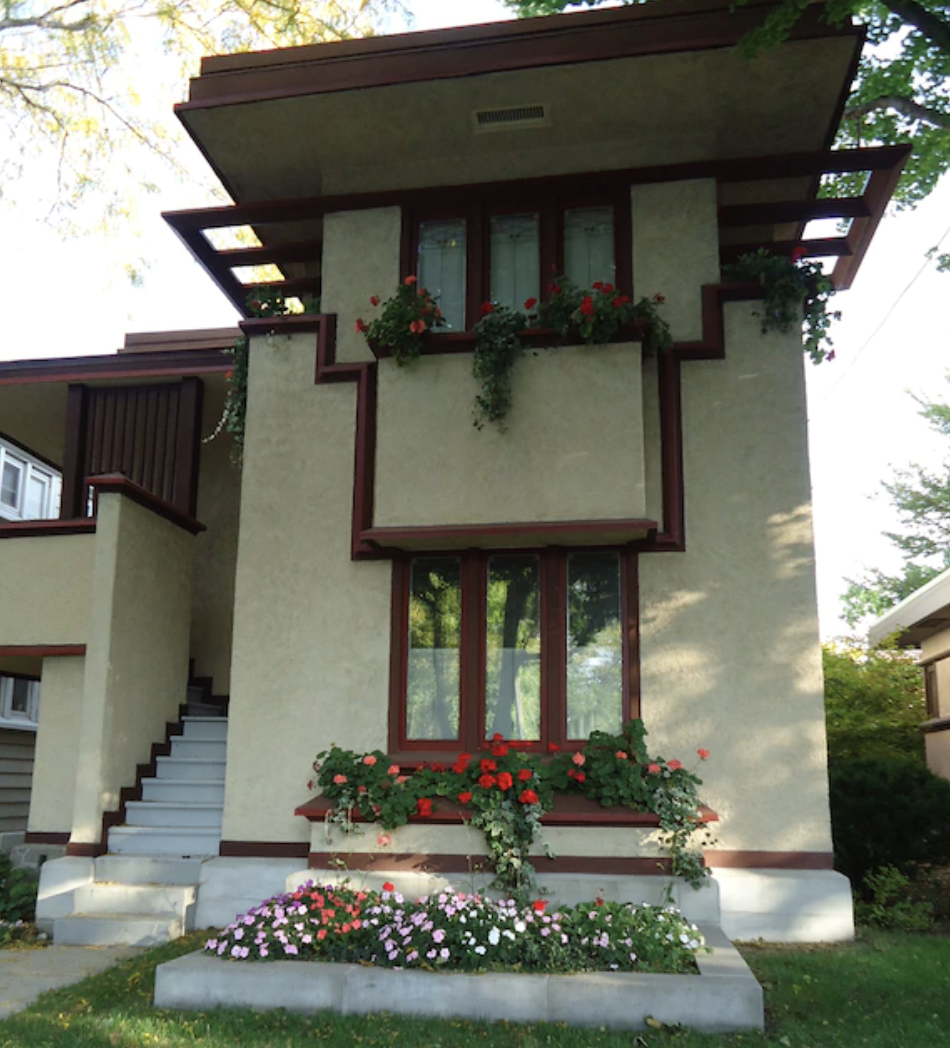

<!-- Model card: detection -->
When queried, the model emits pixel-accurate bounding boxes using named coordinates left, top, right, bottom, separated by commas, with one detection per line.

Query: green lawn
left=1, top=929, right=948, bottom=1048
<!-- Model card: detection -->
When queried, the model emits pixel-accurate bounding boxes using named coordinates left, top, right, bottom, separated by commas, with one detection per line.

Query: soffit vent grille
left=473, top=104, right=550, bottom=133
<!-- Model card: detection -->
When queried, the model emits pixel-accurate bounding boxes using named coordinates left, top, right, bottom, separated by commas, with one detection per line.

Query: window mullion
left=623, top=548, right=641, bottom=723
left=542, top=551, right=568, bottom=749
left=460, top=552, right=484, bottom=751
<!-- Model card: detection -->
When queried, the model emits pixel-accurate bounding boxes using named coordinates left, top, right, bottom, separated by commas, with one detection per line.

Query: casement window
left=0, top=439, right=62, bottom=522
left=0, top=676, right=40, bottom=730
left=924, top=663, right=939, bottom=719
left=390, top=548, right=638, bottom=754
left=410, top=191, right=630, bottom=333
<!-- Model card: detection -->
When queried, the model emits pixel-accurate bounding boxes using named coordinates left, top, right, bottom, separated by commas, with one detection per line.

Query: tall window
left=417, top=219, right=467, bottom=332
left=564, top=207, right=616, bottom=289
left=489, top=213, right=540, bottom=313
left=391, top=548, right=637, bottom=753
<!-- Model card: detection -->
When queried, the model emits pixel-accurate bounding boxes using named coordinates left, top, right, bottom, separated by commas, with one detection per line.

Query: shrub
left=0, top=853, right=38, bottom=925
left=855, top=866, right=934, bottom=932
left=829, top=757, right=950, bottom=885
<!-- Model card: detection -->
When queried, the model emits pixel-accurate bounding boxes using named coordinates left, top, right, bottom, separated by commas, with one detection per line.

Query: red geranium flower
left=533, top=899, right=547, bottom=912
left=497, top=771, right=514, bottom=791
left=519, top=789, right=540, bottom=805
left=383, top=882, right=395, bottom=892
left=547, top=743, right=560, bottom=753
left=653, top=293, right=665, bottom=303
left=647, top=763, right=661, bottom=774
left=524, top=297, right=538, bottom=310
left=580, top=296, right=595, bottom=317
left=668, top=759, right=683, bottom=771
left=613, top=297, right=624, bottom=309
left=478, top=773, right=497, bottom=789
left=574, top=772, right=586, bottom=783
left=491, top=744, right=510, bottom=758
left=404, top=275, right=418, bottom=285
left=409, top=319, right=427, bottom=334
left=458, top=791, right=473, bottom=805
left=517, top=768, right=533, bottom=782
left=698, top=748, right=710, bottom=760
left=370, top=295, right=380, bottom=306
left=592, top=281, right=605, bottom=291
left=481, top=301, right=494, bottom=315
left=480, top=758, right=498, bottom=773
left=355, top=319, right=368, bottom=334
left=791, top=246, right=807, bottom=263
left=417, top=797, right=434, bottom=817
left=603, top=283, right=614, bottom=294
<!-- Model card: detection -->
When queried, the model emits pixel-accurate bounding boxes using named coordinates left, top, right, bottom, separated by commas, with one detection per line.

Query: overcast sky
left=1, top=0, right=946, bottom=641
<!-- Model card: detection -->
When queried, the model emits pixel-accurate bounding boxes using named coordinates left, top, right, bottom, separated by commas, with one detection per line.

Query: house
left=0, top=0, right=909, bottom=944
left=868, top=567, right=950, bottom=781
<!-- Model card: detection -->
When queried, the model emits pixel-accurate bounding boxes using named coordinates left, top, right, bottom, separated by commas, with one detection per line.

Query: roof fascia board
left=868, top=565, right=950, bottom=646
left=0, top=349, right=231, bottom=387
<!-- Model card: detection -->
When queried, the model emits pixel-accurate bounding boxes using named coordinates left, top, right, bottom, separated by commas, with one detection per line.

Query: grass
left=1, top=929, right=949, bottom=1048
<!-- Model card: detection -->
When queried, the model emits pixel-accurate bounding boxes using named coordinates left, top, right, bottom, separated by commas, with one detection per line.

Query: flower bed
left=202, top=881, right=704, bottom=975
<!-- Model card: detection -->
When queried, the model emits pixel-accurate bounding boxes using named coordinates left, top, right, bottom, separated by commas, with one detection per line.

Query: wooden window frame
left=388, top=546, right=640, bottom=759
left=925, top=662, right=939, bottom=719
left=405, top=187, right=632, bottom=335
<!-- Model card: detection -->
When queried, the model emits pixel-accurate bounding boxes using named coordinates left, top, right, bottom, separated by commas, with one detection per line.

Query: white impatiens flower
left=475, top=945, right=487, bottom=955
left=488, top=927, right=501, bottom=946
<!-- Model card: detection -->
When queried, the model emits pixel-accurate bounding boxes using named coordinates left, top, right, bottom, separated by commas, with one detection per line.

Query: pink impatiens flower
left=572, top=752, right=586, bottom=766
left=647, top=763, right=661, bottom=774
left=668, top=759, right=683, bottom=771
left=333, top=774, right=348, bottom=785
left=362, top=755, right=377, bottom=766
left=698, top=748, right=710, bottom=760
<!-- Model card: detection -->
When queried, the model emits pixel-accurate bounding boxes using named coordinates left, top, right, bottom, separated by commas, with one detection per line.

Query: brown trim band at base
left=0, top=645, right=86, bottom=659
left=66, top=842, right=106, bottom=858
left=23, top=832, right=70, bottom=846
left=704, top=851, right=835, bottom=871
left=307, top=852, right=675, bottom=876
left=219, top=840, right=310, bottom=859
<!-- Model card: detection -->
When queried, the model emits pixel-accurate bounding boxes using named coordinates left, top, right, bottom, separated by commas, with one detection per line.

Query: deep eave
left=0, top=348, right=231, bottom=387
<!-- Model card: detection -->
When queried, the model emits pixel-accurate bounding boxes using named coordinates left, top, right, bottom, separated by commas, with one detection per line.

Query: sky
left=1, top=0, right=947, bottom=641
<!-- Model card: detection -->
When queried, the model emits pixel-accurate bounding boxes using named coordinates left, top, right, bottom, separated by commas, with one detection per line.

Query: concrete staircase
left=53, top=713, right=227, bottom=946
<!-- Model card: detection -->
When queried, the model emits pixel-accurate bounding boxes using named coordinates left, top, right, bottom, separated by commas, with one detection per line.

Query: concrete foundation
left=155, top=924, right=764, bottom=1033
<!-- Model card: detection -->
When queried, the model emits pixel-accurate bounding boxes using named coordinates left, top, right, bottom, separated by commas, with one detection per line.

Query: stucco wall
left=374, top=345, right=646, bottom=527
left=190, top=382, right=242, bottom=692
left=322, top=207, right=401, bottom=365
left=224, top=331, right=392, bottom=844
left=27, top=657, right=84, bottom=834
left=70, top=494, right=195, bottom=843
left=0, top=534, right=93, bottom=645
left=640, top=305, right=830, bottom=853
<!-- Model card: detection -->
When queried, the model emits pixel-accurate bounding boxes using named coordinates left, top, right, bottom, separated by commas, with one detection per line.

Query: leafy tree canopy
left=503, top=0, right=950, bottom=206
left=0, top=0, right=404, bottom=229
left=842, top=374, right=950, bottom=628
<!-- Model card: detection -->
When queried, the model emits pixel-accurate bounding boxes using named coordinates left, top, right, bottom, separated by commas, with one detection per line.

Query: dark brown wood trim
left=704, top=850, right=835, bottom=870
left=88, top=474, right=206, bottom=535
left=173, top=377, right=204, bottom=517
left=220, top=840, right=310, bottom=858
left=307, top=851, right=676, bottom=875
left=0, top=519, right=96, bottom=539
left=296, top=793, right=718, bottom=828
left=23, top=831, right=70, bottom=845
left=921, top=715, right=950, bottom=735
left=61, top=384, right=89, bottom=519
left=0, top=350, right=231, bottom=387
left=0, top=430, right=63, bottom=474
left=0, top=645, right=86, bottom=659
left=364, top=520, right=659, bottom=551
left=66, top=841, right=106, bottom=858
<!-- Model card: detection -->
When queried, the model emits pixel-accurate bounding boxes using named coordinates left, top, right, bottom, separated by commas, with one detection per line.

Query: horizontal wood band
left=65, top=841, right=106, bottom=858
left=23, top=831, right=70, bottom=845
left=0, top=645, right=86, bottom=659
left=307, top=852, right=675, bottom=875
left=219, top=840, right=310, bottom=858
left=703, top=851, right=835, bottom=870
left=921, top=716, right=950, bottom=736
left=88, top=474, right=206, bottom=535
left=0, top=349, right=230, bottom=386
left=0, top=520, right=97, bottom=539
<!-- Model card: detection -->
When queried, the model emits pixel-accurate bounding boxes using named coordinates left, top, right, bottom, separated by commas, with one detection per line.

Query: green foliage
left=724, top=248, right=839, bottom=364
left=822, top=642, right=926, bottom=763
left=841, top=376, right=950, bottom=627
left=313, top=720, right=710, bottom=901
left=503, top=0, right=950, bottom=207
left=472, top=304, right=528, bottom=430
left=855, top=866, right=935, bottom=931
left=357, top=276, right=446, bottom=366
left=0, top=853, right=38, bottom=926
left=829, top=756, right=950, bottom=885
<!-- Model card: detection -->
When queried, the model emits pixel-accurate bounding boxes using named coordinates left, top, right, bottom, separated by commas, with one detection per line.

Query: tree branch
left=846, top=95, right=950, bottom=129
left=879, top=0, right=950, bottom=55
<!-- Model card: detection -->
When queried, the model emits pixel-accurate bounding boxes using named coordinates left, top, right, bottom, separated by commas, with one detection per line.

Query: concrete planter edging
left=154, top=924, right=763, bottom=1033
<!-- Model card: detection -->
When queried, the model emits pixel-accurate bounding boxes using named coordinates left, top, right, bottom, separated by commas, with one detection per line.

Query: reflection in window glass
left=418, top=219, right=467, bottom=332
left=564, top=207, right=615, bottom=289
left=407, top=558, right=462, bottom=739
left=11, top=679, right=31, bottom=714
left=485, top=555, right=541, bottom=741
left=1, top=460, right=21, bottom=509
left=566, top=552, right=623, bottom=738
left=25, top=474, right=48, bottom=520
left=490, top=213, right=540, bottom=312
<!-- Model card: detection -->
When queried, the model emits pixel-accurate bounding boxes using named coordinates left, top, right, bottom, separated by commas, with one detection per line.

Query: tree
left=842, top=375, right=950, bottom=627
left=0, top=0, right=404, bottom=228
left=503, top=0, right=950, bottom=206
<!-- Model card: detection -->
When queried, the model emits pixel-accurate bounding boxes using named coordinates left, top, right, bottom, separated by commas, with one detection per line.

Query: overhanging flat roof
left=869, top=567, right=950, bottom=648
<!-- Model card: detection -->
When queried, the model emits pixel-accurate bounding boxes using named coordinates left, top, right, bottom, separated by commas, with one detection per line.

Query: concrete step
left=169, top=738, right=227, bottom=761
left=180, top=717, right=228, bottom=741
left=55, top=913, right=183, bottom=946
left=141, top=778, right=226, bottom=804
left=107, top=825, right=220, bottom=857
left=94, top=855, right=205, bottom=885
left=75, top=882, right=196, bottom=918
left=155, top=757, right=226, bottom=781
left=125, top=801, right=223, bottom=829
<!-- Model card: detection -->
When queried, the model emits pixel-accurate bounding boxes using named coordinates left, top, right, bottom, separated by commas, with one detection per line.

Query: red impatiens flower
left=574, top=772, right=586, bottom=783
left=580, top=295, right=595, bottom=317
left=532, top=898, right=547, bottom=912
left=409, top=319, right=427, bottom=334
left=517, top=768, right=533, bottom=782
left=647, top=763, right=661, bottom=774
left=383, top=882, right=395, bottom=892
left=519, top=789, right=540, bottom=805
left=524, top=297, right=538, bottom=310
left=458, top=791, right=473, bottom=805
left=417, top=797, right=434, bottom=817
left=698, top=748, right=710, bottom=760
left=478, top=773, right=497, bottom=790
left=480, top=758, right=498, bottom=773
left=668, top=759, right=683, bottom=771
left=404, top=275, right=418, bottom=285
left=497, top=771, right=514, bottom=791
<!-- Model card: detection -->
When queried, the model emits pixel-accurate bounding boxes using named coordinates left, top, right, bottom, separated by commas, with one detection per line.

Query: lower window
left=390, top=548, right=638, bottom=754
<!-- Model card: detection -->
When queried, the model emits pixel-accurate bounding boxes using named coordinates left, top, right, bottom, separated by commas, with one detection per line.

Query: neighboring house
left=869, top=567, right=950, bottom=781
left=0, top=1, right=909, bottom=944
